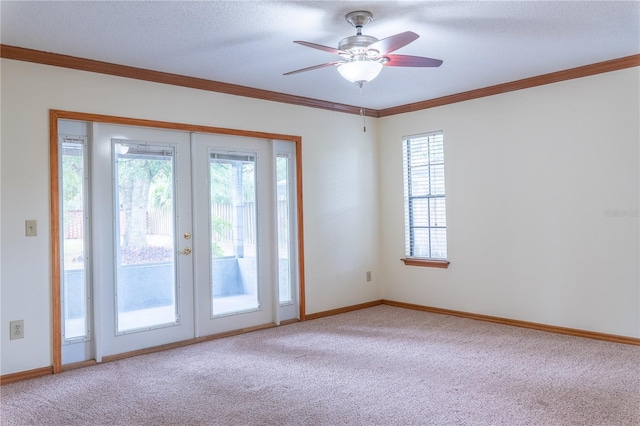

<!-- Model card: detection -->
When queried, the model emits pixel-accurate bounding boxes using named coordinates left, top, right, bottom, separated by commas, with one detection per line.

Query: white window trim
left=401, top=131, right=449, bottom=268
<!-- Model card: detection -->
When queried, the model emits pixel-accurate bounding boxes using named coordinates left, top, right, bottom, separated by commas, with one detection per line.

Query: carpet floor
left=1, top=305, right=639, bottom=425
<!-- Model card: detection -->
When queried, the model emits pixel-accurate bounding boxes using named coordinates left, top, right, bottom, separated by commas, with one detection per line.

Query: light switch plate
left=25, top=220, right=37, bottom=236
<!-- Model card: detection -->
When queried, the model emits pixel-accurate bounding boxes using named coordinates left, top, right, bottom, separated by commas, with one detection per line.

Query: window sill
left=401, top=258, right=450, bottom=269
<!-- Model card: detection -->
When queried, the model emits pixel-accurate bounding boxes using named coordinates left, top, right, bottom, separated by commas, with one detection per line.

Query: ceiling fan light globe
left=337, top=61, right=383, bottom=84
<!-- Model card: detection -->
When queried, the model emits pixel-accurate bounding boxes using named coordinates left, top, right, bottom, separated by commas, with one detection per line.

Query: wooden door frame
left=50, top=109, right=306, bottom=373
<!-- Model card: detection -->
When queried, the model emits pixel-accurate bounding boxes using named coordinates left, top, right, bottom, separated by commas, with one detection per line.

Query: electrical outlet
left=10, top=320, right=24, bottom=340
left=366, top=271, right=372, bottom=282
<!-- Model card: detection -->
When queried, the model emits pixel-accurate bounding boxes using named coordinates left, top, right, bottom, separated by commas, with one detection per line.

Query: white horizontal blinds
left=402, top=132, right=447, bottom=259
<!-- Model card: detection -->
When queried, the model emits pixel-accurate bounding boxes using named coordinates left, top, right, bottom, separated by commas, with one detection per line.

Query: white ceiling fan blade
left=294, top=41, right=347, bottom=56
left=283, top=61, right=344, bottom=76
left=383, top=54, right=443, bottom=67
left=367, top=31, right=419, bottom=55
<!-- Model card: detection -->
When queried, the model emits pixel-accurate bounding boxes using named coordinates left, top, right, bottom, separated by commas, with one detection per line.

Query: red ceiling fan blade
left=367, top=31, right=419, bottom=55
left=294, top=41, right=347, bottom=56
left=283, top=61, right=344, bottom=76
left=383, top=54, right=443, bottom=67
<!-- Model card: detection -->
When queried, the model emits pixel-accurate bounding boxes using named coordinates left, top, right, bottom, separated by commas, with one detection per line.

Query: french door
left=192, top=133, right=273, bottom=336
left=59, top=120, right=298, bottom=364
left=92, top=124, right=195, bottom=359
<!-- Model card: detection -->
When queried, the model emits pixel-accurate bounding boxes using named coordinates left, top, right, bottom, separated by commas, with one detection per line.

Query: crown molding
left=377, top=54, right=640, bottom=117
left=2, top=45, right=638, bottom=118
left=0, top=44, right=377, bottom=117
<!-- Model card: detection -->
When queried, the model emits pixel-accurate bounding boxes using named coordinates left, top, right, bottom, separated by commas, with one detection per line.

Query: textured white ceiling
left=1, top=1, right=638, bottom=110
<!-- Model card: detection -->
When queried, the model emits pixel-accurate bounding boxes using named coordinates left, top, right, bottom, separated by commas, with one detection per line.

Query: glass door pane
left=210, top=152, right=259, bottom=316
left=114, top=143, right=177, bottom=333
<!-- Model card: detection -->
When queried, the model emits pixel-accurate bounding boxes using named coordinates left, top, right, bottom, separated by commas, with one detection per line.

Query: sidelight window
left=60, top=137, right=91, bottom=343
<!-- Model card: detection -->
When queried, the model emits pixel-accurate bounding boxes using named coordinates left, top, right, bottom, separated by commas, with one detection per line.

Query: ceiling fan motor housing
left=341, top=12, right=382, bottom=60
left=338, top=35, right=379, bottom=55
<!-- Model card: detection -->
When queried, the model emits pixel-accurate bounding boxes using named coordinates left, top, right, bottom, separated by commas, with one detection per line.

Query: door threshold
left=101, top=322, right=277, bottom=363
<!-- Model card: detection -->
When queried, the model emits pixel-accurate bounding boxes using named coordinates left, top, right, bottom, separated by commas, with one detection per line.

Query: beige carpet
left=1, top=305, right=639, bottom=425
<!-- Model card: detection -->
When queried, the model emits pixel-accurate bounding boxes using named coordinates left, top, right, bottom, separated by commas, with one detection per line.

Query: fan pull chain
left=360, top=85, right=367, bottom=132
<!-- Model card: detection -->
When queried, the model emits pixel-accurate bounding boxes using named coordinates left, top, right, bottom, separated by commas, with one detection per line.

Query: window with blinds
left=402, top=131, right=447, bottom=260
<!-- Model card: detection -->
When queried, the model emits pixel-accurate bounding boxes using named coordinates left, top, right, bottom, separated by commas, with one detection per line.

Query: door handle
left=180, top=247, right=192, bottom=255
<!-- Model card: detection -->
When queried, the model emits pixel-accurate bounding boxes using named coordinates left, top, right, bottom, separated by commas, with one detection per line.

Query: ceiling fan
left=284, top=11, right=443, bottom=87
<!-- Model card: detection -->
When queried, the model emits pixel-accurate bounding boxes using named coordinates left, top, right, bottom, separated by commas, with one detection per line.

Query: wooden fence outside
left=64, top=201, right=289, bottom=247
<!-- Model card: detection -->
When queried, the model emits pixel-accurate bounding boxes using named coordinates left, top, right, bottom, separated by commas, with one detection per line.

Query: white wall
left=2, top=57, right=638, bottom=377
left=0, top=59, right=381, bottom=375
left=379, top=68, right=640, bottom=338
